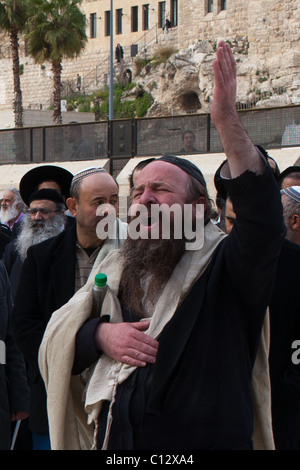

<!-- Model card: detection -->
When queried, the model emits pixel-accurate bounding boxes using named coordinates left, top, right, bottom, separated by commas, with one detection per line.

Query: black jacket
left=2, top=240, right=22, bottom=301
left=0, top=228, right=11, bottom=258
left=269, top=239, right=300, bottom=449
left=13, top=224, right=77, bottom=433
left=75, top=167, right=285, bottom=450
left=0, top=261, right=30, bottom=449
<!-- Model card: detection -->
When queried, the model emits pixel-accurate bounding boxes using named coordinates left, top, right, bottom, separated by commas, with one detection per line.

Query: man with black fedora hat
left=11, top=165, right=74, bottom=240
left=2, top=188, right=67, bottom=450
left=2, top=188, right=67, bottom=301
left=19, top=164, right=73, bottom=206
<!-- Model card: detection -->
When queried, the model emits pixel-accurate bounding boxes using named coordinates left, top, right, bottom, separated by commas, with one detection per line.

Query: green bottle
left=92, top=273, right=108, bottom=317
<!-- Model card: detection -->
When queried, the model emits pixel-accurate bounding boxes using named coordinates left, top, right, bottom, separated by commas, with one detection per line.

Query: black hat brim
left=19, top=165, right=73, bottom=206
left=278, top=166, right=300, bottom=185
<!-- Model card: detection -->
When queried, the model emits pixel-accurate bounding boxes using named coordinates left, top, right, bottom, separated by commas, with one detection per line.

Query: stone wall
left=0, top=109, right=95, bottom=129
left=0, top=0, right=300, bottom=122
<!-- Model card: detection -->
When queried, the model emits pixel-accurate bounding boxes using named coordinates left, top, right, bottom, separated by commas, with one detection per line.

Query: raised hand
left=211, top=40, right=237, bottom=128
left=210, top=40, right=264, bottom=176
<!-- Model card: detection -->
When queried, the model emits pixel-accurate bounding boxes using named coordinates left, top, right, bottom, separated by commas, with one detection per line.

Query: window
left=207, top=0, right=214, bottom=13
left=131, top=6, right=138, bottom=32
left=220, top=0, right=227, bottom=10
left=90, top=13, right=97, bottom=39
left=143, top=4, right=149, bottom=31
left=116, top=8, right=123, bottom=35
left=158, top=1, right=166, bottom=28
left=105, top=10, right=110, bottom=36
left=170, top=0, right=178, bottom=27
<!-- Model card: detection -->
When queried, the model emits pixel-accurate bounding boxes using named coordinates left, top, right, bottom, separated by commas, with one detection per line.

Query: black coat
left=269, top=239, right=300, bottom=449
left=0, top=228, right=11, bottom=259
left=1, top=239, right=22, bottom=301
left=13, top=224, right=77, bottom=434
left=74, top=167, right=285, bottom=450
left=115, top=45, right=124, bottom=62
left=0, top=261, right=30, bottom=449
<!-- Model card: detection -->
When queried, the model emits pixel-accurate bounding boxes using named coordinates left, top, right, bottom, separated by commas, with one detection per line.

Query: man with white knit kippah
left=71, top=167, right=108, bottom=185
left=280, top=186, right=300, bottom=245
left=13, top=166, right=127, bottom=450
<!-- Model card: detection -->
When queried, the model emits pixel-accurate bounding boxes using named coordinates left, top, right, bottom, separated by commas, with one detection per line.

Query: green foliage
left=258, top=76, right=268, bottom=83
left=134, top=46, right=177, bottom=77
left=25, top=0, right=88, bottom=64
left=0, top=0, right=32, bottom=33
left=135, top=91, right=154, bottom=117
left=63, top=82, right=154, bottom=120
left=78, top=101, right=91, bottom=113
left=152, top=46, right=177, bottom=63
left=134, top=57, right=151, bottom=76
left=24, top=0, right=88, bottom=123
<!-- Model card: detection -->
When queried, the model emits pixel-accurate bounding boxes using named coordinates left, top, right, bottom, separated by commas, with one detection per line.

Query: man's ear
left=66, top=197, right=77, bottom=217
left=291, top=214, right=300, bottom=231
left=192, top=196, right=207, bottom=211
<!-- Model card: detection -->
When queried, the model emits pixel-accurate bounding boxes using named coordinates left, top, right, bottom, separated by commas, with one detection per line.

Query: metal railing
left=132, top=23, right=161, bottom=57
left=1, top=104, right=300, bottom=177
left=81, top=56, right=110, bottom=94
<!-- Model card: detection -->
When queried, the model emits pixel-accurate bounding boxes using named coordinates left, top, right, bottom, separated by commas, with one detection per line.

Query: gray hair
left=69, top=178, right=82, bottom=201
left=283, top=194, right=300, bottom=220
left=2, top=187, right=25, bottom=211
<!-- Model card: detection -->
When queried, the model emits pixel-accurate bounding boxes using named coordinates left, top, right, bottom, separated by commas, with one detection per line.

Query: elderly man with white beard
left=39, top=41, right=285, bottom=451
left=2, top=188, right=66, bottom=301
left=0, top=187, right=25, bottom=233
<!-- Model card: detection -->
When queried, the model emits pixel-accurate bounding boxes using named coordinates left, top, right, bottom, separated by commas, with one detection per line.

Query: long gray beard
left=0, top=204, right=20, bottom=225
left=119, top=236, right=185, bottom=318
left=16, top=213, right=66, bottom=262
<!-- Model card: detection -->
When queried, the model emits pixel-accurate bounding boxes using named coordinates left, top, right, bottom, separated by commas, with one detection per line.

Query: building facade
left=0, top=0, right=299, bottom=120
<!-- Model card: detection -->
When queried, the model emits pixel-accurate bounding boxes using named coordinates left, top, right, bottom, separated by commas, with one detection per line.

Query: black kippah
left=28, top=188, right=64, bottom=205
left=156, top=155, right=207, bottom=188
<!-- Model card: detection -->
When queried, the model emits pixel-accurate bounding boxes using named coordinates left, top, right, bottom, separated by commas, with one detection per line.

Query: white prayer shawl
left=39, top=221, right=274, bottom=450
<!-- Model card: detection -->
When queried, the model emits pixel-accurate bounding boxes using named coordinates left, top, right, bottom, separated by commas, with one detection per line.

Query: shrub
left=152, top=46, right=177, bottom=63
left=65, top=83, right=154, bottom=120
left=134, top=57, right=151, bottom=75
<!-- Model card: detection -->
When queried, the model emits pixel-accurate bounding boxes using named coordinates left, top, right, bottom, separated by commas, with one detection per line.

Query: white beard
left=0, top=204, right=20, bottom=225
left=16, top=213, right=66, bottom=262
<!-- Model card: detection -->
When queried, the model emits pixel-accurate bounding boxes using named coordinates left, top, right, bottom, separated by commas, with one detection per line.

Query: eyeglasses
left=26, top=208, right=59, bottom=216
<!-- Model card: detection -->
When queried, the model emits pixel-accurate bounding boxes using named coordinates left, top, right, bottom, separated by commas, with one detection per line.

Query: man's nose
left=139, top=189, right=157, bottom=205
left=33, top=210, right=43, bottom=220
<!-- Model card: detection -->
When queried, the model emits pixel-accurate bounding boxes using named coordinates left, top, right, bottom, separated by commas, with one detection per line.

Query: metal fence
left=1, top=105, right=300, bottom=176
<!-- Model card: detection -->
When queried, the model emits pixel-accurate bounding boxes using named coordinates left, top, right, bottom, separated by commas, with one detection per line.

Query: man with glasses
left=2, top=188, right=67, bottom=301
left=1, top=188, right=66, bottom=450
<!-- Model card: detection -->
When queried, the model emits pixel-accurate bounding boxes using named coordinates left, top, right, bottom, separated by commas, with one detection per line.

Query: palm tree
left=0, top=0, right=31, bottom=128
left=26, top=0, right=87, bottom=124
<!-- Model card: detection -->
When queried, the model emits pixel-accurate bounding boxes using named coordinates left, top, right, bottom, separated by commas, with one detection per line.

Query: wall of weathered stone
left=0, top=0, right=299, bottom=124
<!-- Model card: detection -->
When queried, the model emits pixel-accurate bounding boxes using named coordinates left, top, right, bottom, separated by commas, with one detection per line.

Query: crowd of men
left=1, top=41, right=300, bottom=452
